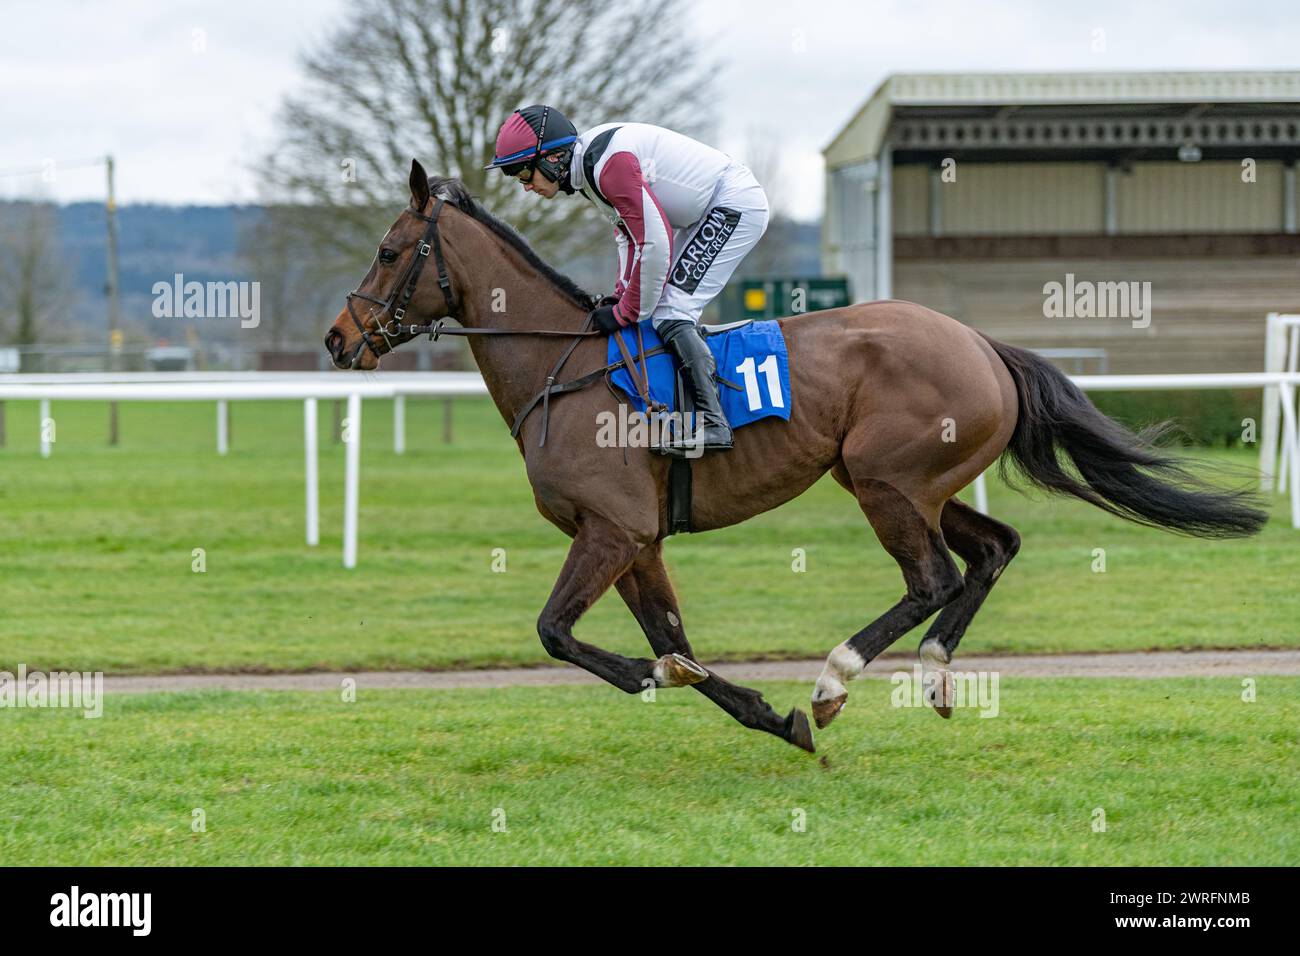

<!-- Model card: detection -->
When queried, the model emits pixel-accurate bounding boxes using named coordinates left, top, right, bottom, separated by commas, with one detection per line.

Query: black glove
left=597, top=293, right=621, bottom=308
left=588, top=304, right=623, bottom=334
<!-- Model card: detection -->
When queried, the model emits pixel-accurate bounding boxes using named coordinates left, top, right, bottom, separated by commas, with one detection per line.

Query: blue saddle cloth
left=607, top=320, right=792, bottom=428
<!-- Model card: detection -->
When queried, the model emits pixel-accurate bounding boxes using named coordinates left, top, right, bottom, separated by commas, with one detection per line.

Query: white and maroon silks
left=570, top=122, right=769, bottom=332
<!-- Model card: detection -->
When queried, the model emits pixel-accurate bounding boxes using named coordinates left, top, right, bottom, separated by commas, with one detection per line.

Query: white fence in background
left=973, top=369, right=1300, bottom=526
left=3, top=366, right=1299, bottom=569
left=0, top=375, right=487, bottom=569
left=1262, top=314, right=1300, bottom=496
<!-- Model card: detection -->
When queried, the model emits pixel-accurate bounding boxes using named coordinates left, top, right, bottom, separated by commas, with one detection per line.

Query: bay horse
left=324, top=160, right=1266, bottom=754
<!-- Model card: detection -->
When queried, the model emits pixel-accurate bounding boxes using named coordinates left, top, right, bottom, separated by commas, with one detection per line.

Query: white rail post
left=1260, top=313, right=1284, bottom=491
left=304, top=398, right=319, bottom=547
left=343, top=392, right=361, bottom=569
left=1279, top=323, right=1300, bottom=493
left=1278, top=382, right=1300, bottom=529
left=39, top=398, right=51, bottom=458
left=216, top=400, right=229, bottom=456
left=972, top=472, right=989, bottom=515
left=393, top=394, right=406, bottom=455
left=875, top=145, right=893, bottom=299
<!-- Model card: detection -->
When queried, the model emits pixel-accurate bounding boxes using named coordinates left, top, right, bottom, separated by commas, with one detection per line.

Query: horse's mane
left=427, top=176, right=596, bottom=311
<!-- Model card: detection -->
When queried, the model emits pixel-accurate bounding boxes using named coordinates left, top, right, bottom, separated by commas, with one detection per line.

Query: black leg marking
left=615, top=543, right=813, bottom=751
left=843, top=480, right=965, bottom=666
left=536, top=517, right=660, bottom=693
left=920, top=498, right=1021, bottom=660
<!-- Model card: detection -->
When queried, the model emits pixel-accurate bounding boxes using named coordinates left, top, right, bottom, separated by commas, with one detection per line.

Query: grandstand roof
left=826, top=71, right=1300, bottom=167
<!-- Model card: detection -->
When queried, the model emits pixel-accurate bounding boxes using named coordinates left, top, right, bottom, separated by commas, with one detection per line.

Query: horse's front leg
left=537, top=515, right=707, bottom=693
left=615, top=542, right=815, bottom=752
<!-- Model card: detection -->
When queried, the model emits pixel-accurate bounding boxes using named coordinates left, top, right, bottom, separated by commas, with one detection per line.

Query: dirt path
left=101, top=649, right=1300, bottom=694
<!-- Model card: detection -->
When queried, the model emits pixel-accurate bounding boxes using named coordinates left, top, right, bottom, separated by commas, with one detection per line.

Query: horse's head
left=325, top=159, right=460, bottom=370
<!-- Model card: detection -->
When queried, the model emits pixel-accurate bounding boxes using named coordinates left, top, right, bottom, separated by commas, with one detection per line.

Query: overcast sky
left=4, top=0, right=1299, bottom=219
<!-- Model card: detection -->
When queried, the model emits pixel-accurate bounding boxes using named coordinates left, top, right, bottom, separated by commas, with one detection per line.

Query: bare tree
left=238, top=205, right=338, bottom=350
left=735, top=125, right=799, bottom=277
left=740, top=124, right=788, bottom=220
left=248, top=0, right=720, bottom=334
left=0, top=202, right=80, bottom=346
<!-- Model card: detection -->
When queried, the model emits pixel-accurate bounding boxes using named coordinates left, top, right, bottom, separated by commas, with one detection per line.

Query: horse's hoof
left=920, top=641, right=954, bottom=719
left=932, top=668, right=954, bottom=718
left=785, top=708, right=816, bottom=753
left=925, top=671, right=954, bottom=718
left=811, top=694, right=846, bottom=729
left=654, top=653, right=708, bottom=687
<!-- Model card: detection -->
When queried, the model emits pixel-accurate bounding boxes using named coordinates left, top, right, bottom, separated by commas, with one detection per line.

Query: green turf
left=1, top=678, right=1294, bottom=865
left=0, top=397, right=1294, bottom=674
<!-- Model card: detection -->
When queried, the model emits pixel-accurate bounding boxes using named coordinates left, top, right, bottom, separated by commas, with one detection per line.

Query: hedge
left=1086, top=389, right=1264, bottom=448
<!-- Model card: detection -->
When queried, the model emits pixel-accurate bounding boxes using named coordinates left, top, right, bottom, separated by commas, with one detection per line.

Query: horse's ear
left=409, top=159, right=430, bottom=210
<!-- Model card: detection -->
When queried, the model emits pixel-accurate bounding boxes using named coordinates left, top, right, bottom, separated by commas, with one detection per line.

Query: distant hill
left=38, top=203, right=824, bottom=344
left=54, top=202, right=260, bottom=339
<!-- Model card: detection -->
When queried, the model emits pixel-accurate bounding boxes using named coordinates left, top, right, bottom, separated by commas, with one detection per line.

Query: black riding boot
left=656, top=319, right=733, bottom=455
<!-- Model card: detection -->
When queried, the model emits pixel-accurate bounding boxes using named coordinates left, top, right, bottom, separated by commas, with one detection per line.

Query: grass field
left=1, top=678, right=1295, bottom=866
left=0, top=396, right=1294, bottom=675
left=1, top=396, right=1296, bottom=868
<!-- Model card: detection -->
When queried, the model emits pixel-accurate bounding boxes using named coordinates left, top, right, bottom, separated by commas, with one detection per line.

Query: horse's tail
left=981, top=334, right=1267, bottom=539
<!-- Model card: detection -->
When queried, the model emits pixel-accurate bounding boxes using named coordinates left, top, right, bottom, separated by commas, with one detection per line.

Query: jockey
left=485, top=104, right=770, bottom=454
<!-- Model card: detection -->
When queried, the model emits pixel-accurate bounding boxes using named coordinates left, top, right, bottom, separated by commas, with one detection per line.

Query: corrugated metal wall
left=824, top=162, right=878, bottom=299
left=893, top=166, right=928, bottom=235
left=894, top=162, right=1105, bottom=236
left=827, top=155, right=1299, bottom=369
left=890, top=160, right=1294, bottom=236
left=938, top=163, right=1105, bottom=235
left=1117, top=161, right=1285, bottom=232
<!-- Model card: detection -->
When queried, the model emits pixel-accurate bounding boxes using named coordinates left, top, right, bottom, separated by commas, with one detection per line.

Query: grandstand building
left=822, top=71, right=1300, bottom=372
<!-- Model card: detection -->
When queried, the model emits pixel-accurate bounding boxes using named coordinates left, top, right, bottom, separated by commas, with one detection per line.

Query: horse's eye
left=379, top=248, right=398, bottom=264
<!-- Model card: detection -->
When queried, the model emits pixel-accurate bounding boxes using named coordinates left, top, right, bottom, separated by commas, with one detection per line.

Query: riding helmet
left=485, top=105, right=578, bottom=193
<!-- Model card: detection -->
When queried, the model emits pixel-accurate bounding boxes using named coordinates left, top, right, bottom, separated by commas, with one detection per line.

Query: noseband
left=345, top=198, right=458, bottom=362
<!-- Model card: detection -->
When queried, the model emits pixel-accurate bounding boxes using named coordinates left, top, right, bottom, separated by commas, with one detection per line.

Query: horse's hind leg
left=812, top=478, right=964, bottom=729
left=615, top=543, right=815, bottom=752
left=917, top=498, right=1021, bottom=717
left=537, top=516, right=704, bottom=693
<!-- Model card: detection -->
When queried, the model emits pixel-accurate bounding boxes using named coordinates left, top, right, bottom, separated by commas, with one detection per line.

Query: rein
left=344, top=196, right=665, bottom=445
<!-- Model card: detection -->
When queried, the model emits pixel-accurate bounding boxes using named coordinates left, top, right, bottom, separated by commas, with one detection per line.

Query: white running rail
left=0, top=375, right=488, bottom=569
left=2, top=367, right=1297, bottom=568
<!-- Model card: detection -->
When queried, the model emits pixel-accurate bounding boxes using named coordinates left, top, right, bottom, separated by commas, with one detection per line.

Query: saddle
left=605, top=319, right=792, bottom=536
left=509, top=317, right=792, bottom=537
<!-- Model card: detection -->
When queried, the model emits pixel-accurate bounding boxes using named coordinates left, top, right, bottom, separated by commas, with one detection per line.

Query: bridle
left=343, top=195, right=601, bottom=359
left=344, top=197, right=458, bottom=364
left=339, top=190, right=667, bottom=446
